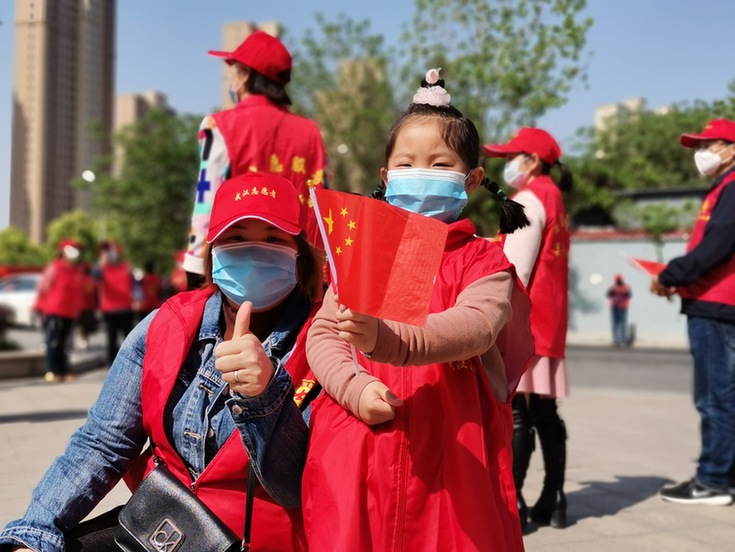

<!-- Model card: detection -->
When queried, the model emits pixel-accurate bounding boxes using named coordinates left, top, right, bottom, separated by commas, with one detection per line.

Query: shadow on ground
left=523, top=475, right=674, bottom=535
left=0, top=409, right=89, bottom=424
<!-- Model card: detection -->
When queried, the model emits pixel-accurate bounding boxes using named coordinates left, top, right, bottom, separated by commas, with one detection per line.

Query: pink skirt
left=516, top=355, right=568, bottom=398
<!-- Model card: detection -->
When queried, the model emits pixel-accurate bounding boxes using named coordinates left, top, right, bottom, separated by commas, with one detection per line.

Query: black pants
left=45, top=316, right=74, bottom=376
left=103, top=311, right=134, bottom=365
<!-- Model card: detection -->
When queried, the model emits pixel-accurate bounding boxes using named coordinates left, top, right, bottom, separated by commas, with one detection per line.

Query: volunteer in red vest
left=485, top=127, right=573, bottom=532
left=183, top=30, right=327, bottom=290
left=651, top=119, right=735, bottom=506
left=36, top=238, right=85, bottom=383
left=0, top=172, right=324, bottom=551
left=136, top=261, right=163, bottom=321
left=96, top=240, right=135, bottom=365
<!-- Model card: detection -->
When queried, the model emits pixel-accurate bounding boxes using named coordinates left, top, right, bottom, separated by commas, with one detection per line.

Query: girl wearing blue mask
left=0, top=172, right=322, bottom=552
left=303, top=69, right=534, bottom=552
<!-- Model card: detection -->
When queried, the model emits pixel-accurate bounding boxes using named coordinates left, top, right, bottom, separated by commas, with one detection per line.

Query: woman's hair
left=235, top=63, right=292, bottom=106
left=202, top=233, right=324, bottom=302
left=378, top=69, right=529, bottom=233
left=538, top=159, right=574, bottom=193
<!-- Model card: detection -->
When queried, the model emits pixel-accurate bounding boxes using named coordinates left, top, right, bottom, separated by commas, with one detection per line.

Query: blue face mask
left=385, top=168, right=469, bottom=223
left=211, top=242, right=298, bottom=311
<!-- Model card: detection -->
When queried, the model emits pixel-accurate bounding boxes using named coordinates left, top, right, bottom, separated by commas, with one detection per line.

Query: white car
left=0, top=272, right=43, bottom=327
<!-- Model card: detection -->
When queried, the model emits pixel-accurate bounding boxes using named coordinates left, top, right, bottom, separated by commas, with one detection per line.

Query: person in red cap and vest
left=607, top=273, right=632, bottom=346
left=36, top=239, right=85, bottom=383
left=652, top=119, right=735, bottom=506
left=0, top=172, right=324, bottom=552
left=95, top=240, right=135, bottom=366
left=183, top=30, right=327, bottom=290
left=485, top=127, right=573, bottom=532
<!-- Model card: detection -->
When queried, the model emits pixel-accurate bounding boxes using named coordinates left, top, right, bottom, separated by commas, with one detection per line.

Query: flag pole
left=309, top=188, right=362, bottom=377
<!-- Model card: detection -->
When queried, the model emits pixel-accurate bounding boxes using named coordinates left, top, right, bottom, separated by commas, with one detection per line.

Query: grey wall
left=568, top=237, right=689, bottom=348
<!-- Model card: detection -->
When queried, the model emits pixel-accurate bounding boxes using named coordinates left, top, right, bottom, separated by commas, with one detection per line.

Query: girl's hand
left=334, top=294, right=379, bottom=354
left=214, top=301, right=274, bottom=397
left=357, top=381, right=403, bottom=425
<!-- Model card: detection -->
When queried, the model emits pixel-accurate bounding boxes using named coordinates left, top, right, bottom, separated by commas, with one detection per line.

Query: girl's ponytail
left=481, top=178, right=530, bottom=234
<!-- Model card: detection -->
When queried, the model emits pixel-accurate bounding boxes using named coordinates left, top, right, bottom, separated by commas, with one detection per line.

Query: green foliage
left=82, top=108, right=201, bottom=274
left=290, top=15, right=398, bottom=193
left=401, top=0, right=593, bottom=139
left=45, top=210, right=99, bottom=263
left=0, top=226, right=47, bottom=267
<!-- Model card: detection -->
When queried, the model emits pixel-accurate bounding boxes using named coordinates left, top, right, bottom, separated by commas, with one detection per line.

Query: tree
left=0, top=226, right=47, bottom=267
left=80, top=108, right=200, bottom=274
left=289, top=15, right=398, bottom=194
left=401, top=0, right=593, bottom=139
left=45, top=210, right=98, bottom=264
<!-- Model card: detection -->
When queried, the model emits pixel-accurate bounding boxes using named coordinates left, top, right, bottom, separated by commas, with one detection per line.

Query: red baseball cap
left=58, top=238, right=81, bottom=251
left=483, top=127, right=562, bottom=165
left=209, top=30, right=292, bottom=86
left=680, top=119, right=735, bottom=148
left=207, top=172, right=302, bottom=243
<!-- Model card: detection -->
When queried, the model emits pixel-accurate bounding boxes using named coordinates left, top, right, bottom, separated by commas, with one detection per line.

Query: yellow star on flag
left=345, top=237, right=353, bottom=247
left=348, top=220, right=356, bottom=230
left=340, top=207, right=348, bottom=217
left=323, top=209, right=334, bottom=235
left=336, top=246, right=342, bottom=255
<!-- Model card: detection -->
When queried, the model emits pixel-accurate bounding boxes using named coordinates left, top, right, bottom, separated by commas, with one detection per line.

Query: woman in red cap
left=183, top=30, right=328, bottom=291
left=36, top=238, right=85, bottom=383
left=484, top=127, right=573, bottom=532
left=0, top=172, right=323, bottom=552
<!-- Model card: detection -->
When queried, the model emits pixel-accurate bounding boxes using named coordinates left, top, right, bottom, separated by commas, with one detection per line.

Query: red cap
left=58, top=238, right=81, bottom=251
left=483, top=127, right=562, bottom=165
left=680, top=119, right=735, bottom=148
left=209, top=30, right=292, bottom=85
left=207, top=172, right=302, bottom=243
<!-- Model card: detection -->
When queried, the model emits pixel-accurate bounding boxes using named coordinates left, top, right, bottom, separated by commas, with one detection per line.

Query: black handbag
left=115, top=457, right=255, bottom=552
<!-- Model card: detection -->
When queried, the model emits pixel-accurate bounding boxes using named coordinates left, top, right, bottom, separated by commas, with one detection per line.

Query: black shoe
left=659, top=479, right=732, bottom=506
left=530, top=489, right=567, bottom=528
left=517, top=493, right=528, bottom=535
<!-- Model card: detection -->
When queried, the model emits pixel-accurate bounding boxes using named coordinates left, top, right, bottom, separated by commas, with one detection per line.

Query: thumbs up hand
left=214, top=301, right=274, bottom=397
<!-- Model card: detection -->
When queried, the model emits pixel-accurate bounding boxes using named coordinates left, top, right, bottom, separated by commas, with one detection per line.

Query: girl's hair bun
left=412, top=67, right=451, bottom=108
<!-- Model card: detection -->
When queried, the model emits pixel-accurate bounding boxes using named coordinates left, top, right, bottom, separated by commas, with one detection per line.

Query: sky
left=1, top=0, right=734, bottom=230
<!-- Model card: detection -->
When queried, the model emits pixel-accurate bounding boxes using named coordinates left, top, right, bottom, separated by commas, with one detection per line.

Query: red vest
left=42, top=259, right=83, bottom=318
left=303, top=220, right=534, bottom=552
left=517, top=176, right=569, bottom=358
left=123, top=288, right=317, bottom=551
left=213, top=96, right=327, bottom=249
left=680, top=171, right=735, bottom=305
left=100, top=262, right=133, bottom=312
left=139, top=273, right=163, bottom=312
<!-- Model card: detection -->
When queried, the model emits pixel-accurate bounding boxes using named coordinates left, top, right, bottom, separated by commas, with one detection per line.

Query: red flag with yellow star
left=311, top=188, right=448, bottom=326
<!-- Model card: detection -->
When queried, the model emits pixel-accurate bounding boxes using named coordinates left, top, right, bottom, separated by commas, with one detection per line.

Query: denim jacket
left=0, top=291, right=311, bottom=552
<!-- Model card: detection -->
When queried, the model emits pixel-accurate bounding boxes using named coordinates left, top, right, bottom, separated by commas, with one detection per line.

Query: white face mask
left=694, top=145, right=732, bottom=176
left=503, top=157, right=531, bottom=189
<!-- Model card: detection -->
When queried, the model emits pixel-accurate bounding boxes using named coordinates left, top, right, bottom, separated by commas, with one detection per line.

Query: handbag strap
left=241, top=463, right=256, bottom=552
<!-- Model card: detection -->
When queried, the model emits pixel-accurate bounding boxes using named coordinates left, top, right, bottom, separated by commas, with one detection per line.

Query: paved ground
left=1, top=330, right=733, bottom=551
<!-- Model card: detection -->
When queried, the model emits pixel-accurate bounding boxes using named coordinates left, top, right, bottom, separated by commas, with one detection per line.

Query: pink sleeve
left=306, top=285, right=379, bottom=418
left=370, top=271, right=514, bottom=366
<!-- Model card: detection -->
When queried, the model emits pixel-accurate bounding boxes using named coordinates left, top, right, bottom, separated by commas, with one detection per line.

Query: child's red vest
left=42, top=259, right=83, bottom=318
left=100, top=262, right=133, bottom=312
left=124, top=288, right=317, bottom=551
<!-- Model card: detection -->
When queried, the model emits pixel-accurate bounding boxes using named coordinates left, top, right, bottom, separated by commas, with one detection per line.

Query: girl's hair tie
left=412, top=68, right=451, bottom=108
left=481, top=178, right=530, bottom=234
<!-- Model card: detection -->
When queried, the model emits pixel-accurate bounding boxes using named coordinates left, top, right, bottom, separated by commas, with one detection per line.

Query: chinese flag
left=311, top=188, right=448, bottom=326
left=627, top=257, right=667, bottom=276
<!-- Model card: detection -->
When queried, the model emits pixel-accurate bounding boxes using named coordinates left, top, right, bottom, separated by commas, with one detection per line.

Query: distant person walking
left=183, top=30, right=327, bottom=290
left=651, top=119, right=735, bottom=506
left=607, top=273, right=632, bottom=346
left=36, top=239, right=84, bottom=383
left=485, top=127, right=573, bottom=532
